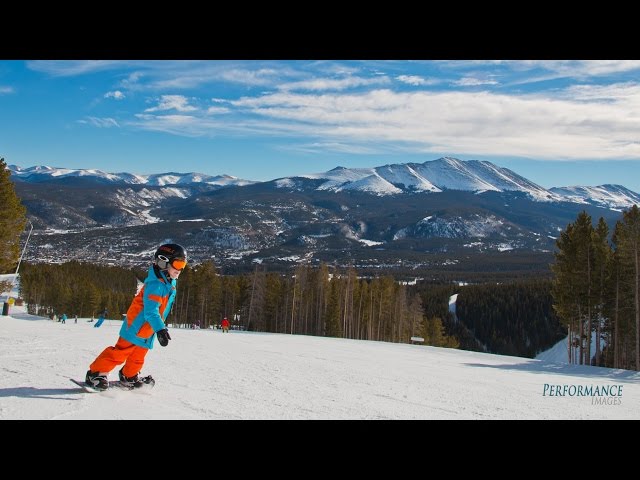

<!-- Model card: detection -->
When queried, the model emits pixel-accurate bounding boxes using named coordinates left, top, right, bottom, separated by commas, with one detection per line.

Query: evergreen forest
left=551, top=206, right=640, bottom=370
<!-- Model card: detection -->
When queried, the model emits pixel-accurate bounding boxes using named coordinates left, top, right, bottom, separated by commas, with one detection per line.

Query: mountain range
left=9, top=157, right=640, bottom=277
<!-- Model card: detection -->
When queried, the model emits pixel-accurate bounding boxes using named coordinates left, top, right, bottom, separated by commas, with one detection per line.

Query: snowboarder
left=221, top=317, right=230, bottom=333
left=94, top=308, right=108, bottom=328
left=84, top=243, right=187, bottom=391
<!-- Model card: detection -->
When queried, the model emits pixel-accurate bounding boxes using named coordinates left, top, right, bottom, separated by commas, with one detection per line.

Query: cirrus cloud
left=105, top=90, right=125, bottom=100
left=219, top=86, right=640, bottom=159
left=78, top=117, right=120, bottom=128
left=145, top=95, right=197, bottom=113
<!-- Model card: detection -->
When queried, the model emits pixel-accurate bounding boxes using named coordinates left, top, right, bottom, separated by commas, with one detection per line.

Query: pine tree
left=247, top=265, right=266, bottom=331
left=0, top=159, right=27, bottom=284
left=574, top=211, right=595, bottom=364
left=552, top=212, right=595, bottom=364
left=592, top=217, right=611, bottom=366
left=615, top=205, right=640, bottom=369
left=610, top=223, right=627, bottom=368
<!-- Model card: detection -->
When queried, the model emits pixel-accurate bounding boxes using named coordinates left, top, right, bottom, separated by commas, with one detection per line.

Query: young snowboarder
left=84, top=243, right=187, bottom=390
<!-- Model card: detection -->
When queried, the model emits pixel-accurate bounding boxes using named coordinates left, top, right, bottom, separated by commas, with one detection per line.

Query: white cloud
left=314, top=61, right=361, bottom=76
left=138, top=66, right=286, bottom=91
left=521, top=60, right=640, bottom=78
left=27, top=61, right=298, bottom=92
left=145, top=95, right=197, bottom=113
left=453, top=76, right=499, bottom=86
left=396, top=75, right=437, bottom=86
left=79, top=117, right=120, bottom=128
left=206, top=106, right=230, bottom=115
left=0, top=86, right=14, bottom=94
left=277, top=142, right=380, bottom=155
left=132, top=113, right=221, bottom=137
left=280, top=76, right=390, bottom=92
left=226, top=87, right=640, bottom=159
left=27, top=60, right=126, bottom=76
left=485, top=60, right=640, bottom=87
left=104, top=90, right=125, bottom=100
left=560, top=82, right=640, bottom=103
left=105, top=63, right=640, bottom=161
left=119, top=71, right=145, bottom=90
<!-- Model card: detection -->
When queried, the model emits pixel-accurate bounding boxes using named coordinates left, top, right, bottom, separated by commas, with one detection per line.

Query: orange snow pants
left=89, top=337, right=149, bottom=378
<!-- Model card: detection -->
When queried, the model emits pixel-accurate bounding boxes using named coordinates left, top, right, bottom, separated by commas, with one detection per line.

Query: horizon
left=1, top=60, right=640, bottom=191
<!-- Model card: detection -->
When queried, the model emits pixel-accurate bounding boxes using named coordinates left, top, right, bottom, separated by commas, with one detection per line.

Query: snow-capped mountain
left=8, top=165, right=254, bottom=187
left=7, top=158, right=640, bottom=274
left=549, top=184, right=640, bottom=211
left=9, top=158, right=640, bottom=209
left=297, top=157, right=557, bottom=201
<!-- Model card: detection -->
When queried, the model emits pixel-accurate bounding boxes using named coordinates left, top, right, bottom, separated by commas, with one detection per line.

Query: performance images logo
left=543, top=384, right=623, bottom=405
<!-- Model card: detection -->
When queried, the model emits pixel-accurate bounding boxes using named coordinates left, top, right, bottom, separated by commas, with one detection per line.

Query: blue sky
left=1, top=60, right=640, bottom=192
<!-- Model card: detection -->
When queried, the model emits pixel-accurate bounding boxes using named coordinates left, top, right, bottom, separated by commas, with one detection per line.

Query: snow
left=342, top=226, right=384, bottom=246
left=496, top=243, right=514, bottom=252
left=9, top=161, right=640, bottom=209
left=536, top=334, right=599, bottom=365
left=1, top=275, right=639, bottom=419
left=298, top=157, right=570, bottom=201
left=550, top=184, right=640, bottom=211
left=358, top=238, right=384, bottom=246
left=448, top=293, right=459, bottom=315
left=335, top=173, right=403, bottom=196
left=536, top=337, right=572, bottom=364
left=8, top=165, right=254, bottom=187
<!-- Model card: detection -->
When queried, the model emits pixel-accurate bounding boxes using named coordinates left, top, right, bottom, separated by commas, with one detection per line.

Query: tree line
left=551, top=206, right=640, bottom=370
left=18, top=258, right=573, bottom=359
left=19, top=261, right=142, bottom=320
left=17, top=261, right=458, bottom=348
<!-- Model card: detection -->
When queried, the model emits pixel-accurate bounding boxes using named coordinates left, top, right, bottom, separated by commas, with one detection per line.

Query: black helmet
left=154, top=243, right=188, bottom=270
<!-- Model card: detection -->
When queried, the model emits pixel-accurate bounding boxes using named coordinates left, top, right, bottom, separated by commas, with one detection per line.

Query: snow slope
left=536, top=335, right=599, bottom=365
left=1, top=305, right=638, bottom=419
left=1, top=274, right=638, bottom=419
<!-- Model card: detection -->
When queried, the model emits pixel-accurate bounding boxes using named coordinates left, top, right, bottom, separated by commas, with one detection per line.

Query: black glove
left=157, top=328, right=171, bottom=347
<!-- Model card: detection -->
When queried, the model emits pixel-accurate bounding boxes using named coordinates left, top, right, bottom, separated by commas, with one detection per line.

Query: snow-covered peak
left=550, top=184, right=640, bottom=211
left=8, top=165, right=255, bottom=187
left=301, top=157, right=556, bottom=200
left=412, top=158, right=558, bottom=200
left=8, top=161, right=640, bottom=210
left=335, top=173, right=403, bottom=195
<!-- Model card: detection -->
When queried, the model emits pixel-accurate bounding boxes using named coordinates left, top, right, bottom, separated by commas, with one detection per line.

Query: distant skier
left=221, top=317, right=230, bottom=333
left=94, top=308, right=108, bottom=328
left=84, top=243, right=187, bottom=391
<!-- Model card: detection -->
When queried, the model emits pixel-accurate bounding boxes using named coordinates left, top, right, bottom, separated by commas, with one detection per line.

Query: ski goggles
left=158, top=255, right=187, bottom=271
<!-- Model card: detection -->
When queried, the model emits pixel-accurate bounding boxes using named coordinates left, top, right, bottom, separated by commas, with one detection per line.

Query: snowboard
left=70, top=377, right=155, bottom=393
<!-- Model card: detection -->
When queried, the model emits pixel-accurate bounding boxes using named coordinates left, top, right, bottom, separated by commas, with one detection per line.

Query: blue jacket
left=119, top=266, right=176, bottom=349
